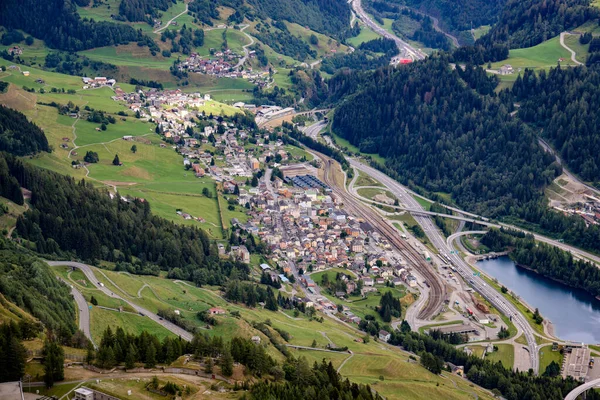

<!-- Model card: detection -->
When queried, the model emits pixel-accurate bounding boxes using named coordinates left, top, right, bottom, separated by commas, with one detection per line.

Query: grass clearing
left=347, top=23, right=381, bottom=47
left=357, top=187, right=397, bottom=202
left=329, top=130, right=386, bottom=166
left=490, top=35, right=578, bottom=72
left=411, top=194, right=432, bottom=211
left=539, top=345, right=563, bottom=373
left=472, top=25, right=491, bottom=40
left=563, top=34, right=589, bottom=63
left=0, top=196, right=27, bottom=233
left=485, top=343, right=514, bottom=369
left=285, top=22, right=349, bottom=60
left=354, top=170, right=384, bottom=187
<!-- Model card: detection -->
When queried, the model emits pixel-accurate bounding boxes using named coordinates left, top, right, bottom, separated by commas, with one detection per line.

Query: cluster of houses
left=177, top=51, right=270, bottom=86
left=82, top=76, right=116, bottom=89
left=219, top=172, right=419, bottom=325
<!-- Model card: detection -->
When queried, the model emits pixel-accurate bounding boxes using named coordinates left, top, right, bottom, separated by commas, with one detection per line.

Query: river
left=477, top=256, right=600, bottom=343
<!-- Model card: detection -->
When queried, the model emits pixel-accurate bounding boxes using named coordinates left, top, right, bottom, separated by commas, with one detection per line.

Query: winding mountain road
left=154, top=2, right=189, bottom=34
left=560, top=32, right=583, bottom=66
left=46, top=261, right=194, bottom=341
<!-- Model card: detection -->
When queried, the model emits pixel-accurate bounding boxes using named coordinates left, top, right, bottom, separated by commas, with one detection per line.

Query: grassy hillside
left=0, top=58, right=252, bottom=238
left=490, top=35, right=578, bottom=71
left=59, top=264, right=496, bottom=400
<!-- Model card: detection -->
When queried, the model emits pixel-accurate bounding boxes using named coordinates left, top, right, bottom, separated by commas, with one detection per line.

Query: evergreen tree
left=125, top=345, right=136, bottom=369
left=220, top=349, right=233, bottom=377
left=42, top=340, right=64, bottom=388
left=131, top=144, right=137, bottom=153
left=112, top=154, right=121, bottom=166
left=204, top=357, right=213, bottom=373
left=145, top=343, right=157, bottom=368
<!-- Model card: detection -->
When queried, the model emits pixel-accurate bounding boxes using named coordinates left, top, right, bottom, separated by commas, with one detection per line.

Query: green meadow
left=55, top=266, right=495, bottom=400
left=490, top=35, right=578, bottom=72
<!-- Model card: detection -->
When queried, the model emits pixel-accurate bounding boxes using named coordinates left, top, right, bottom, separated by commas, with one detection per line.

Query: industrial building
left=288, top=174, right=329, bottom=190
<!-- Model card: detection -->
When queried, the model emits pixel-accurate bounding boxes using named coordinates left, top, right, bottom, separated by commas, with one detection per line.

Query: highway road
left=63, top=278, right=96, bottom=348
left=564, top=377, right=600, bottom=400
left=46, top=261, right=194, bottom=342
left=350, top=0, right=427, bottom=60
left=347, top=159, right=540, bottom=373
left=348, top=180, right=600, bottom=265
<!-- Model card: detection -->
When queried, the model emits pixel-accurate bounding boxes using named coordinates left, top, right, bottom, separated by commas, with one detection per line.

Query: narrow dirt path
left=154, top=1, right=189, bottom=34
left=337, top=352, right=354, bottom=373
left=560, top=32, right=583, bottom=65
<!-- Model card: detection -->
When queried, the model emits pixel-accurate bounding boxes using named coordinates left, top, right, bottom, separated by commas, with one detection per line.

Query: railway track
left=318, top=157, right=445, bottom=319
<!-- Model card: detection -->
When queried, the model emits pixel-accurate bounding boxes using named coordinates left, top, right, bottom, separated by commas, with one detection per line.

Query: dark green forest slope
left=118, top=0, right=173, bottom=22
left=479, top=0, right=598, bottom=49
left=0, top=0, right=149, bottom=51
left=0, top=153, right=248, bottom=286
left=0, top=106, right=50, bottom=156
left=247, top=0, right=350, bottom=37
left=331, top=56, right=558, bottom=217
left=0, top=236, right=77, bottom=343
left=402, top=0, right=505, bottom=32
left=512, top=66, right=600, bottom=183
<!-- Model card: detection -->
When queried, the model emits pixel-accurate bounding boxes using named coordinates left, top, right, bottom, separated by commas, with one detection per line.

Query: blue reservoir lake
left=477, top=256, right=600, bottom=343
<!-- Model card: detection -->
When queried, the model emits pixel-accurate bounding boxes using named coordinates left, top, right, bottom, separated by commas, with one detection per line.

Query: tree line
left=482, top=228, right=600, bottom=298
left=0, top=106, right=50, bottom=156
left=0, top=0, right=156, bottom=52
left=390, top=329, right=588, bottom=400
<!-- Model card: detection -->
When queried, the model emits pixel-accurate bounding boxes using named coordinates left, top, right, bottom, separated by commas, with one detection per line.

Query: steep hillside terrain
left=331, top=56, right=558, bottom=217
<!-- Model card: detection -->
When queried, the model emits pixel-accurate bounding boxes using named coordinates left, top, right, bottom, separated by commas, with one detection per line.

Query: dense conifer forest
left=0, top=107, right=50, bottom=156
left=512, top=65, right=600, bottom=183
left=331, top=55, right=558, bottom=217
left=0, top=0, right=151, bottom=51
left=118, top=0, right=173, bottom=22
left=247, top=0, right=350, bottom=37
left=478, top=0, right=598, bottom=49
left=0, top=153, right=248, bottom=286
left=401, top=0, right=505, bottom=32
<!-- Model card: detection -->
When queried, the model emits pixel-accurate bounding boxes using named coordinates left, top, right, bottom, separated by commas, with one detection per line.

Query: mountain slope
left=331, top=56, right=558, bottom=217
left=0, top=0, right=149, bottom=51
left=479, top=0, right=599, bottom=49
